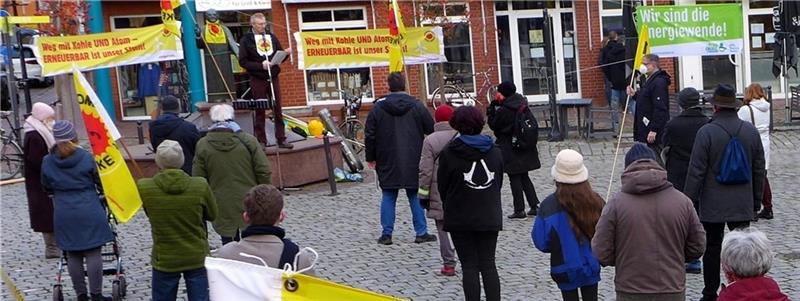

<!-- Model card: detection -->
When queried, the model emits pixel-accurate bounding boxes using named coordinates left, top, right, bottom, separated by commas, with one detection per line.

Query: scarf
left=241, top=225, right=300, bottom=269
left=23, top=116, right=56, bottom=149
left=208, top=120, right=241, bottom=132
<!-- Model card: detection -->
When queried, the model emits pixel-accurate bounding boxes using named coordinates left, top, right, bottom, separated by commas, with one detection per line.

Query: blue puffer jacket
left=41, top=148, right=113, bottom=251
left=532, top=194, right=601, bottom=291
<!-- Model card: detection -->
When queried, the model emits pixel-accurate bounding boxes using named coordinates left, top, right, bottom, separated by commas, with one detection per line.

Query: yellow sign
left=73, top=68, right=142, bottom=223
left=633, top=24, right=651, bottom=71
left=294, top=27, right=446, bottom=70
left=7, top=16, right=51, bottom=24
left=36, top=24, right=183, bottom=76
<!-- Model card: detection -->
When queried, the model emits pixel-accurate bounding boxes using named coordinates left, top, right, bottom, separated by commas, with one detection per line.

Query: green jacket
left=137, top=169, right=218, bottom=272
left=192, top=130, right=271, bottom=237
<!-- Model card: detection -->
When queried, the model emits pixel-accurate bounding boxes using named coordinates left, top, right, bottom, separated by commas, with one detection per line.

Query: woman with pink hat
left=22, top=102, right=59, bottom=258
left=533, top=149, right=604, bottom=301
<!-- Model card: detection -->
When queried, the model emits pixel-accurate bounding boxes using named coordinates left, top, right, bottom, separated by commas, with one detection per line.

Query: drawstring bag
left=712, top=122, right=751, bottom=185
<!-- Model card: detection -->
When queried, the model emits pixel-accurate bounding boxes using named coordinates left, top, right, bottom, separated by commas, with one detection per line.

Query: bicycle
left=429, top=67, right=497, bottom=110
left=1, top=110, right=24, bottom=180
left=338, top=90, right=365, bottom=156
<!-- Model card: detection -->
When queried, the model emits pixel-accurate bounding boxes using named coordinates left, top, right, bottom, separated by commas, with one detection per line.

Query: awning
left=196, top=0, right=271, bottom=12
left=281, top=0, right=353, bottom=3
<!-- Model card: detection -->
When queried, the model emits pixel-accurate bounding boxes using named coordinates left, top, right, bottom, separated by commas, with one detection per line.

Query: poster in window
left=529, top=30, right=544, bottom=43
left=530, top=47, right=545, bottom=58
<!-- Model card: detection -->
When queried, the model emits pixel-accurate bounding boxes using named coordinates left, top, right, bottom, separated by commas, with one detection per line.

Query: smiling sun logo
left=82, top=111, right=111, bottom=156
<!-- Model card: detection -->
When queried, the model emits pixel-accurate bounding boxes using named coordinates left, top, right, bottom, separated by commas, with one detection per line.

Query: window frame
left=598, top=1, right=623, bottom=40
left=110, top=14, right=165, bottom=121
left=419, top=2, right=476, bottom=98
left=298, top=6, right=376, bottom=105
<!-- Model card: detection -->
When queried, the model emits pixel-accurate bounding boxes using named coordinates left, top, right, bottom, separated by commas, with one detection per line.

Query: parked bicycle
left=1, top=110, right=24, bottom=180
left=429, top=67, right=497, bottom=110
left=338, top=90, right=365, bottom=156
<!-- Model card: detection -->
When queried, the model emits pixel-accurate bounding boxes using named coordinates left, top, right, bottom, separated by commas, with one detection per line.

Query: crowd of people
left=18, top=63, right=792, bottom=300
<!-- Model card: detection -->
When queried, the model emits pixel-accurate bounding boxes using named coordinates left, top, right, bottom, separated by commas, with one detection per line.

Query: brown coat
left=592, top=159, right=706, bottom=295
left=214, top=235, right=315, bottom=275
left=418, top=122, right=457, bottom=220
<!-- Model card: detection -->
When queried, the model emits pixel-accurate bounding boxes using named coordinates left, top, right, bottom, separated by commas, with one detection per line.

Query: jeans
left=450, top=231, right=500, bottom=301
left=701, top=221, right=750, bottom=299
left=561, top=284, right=598, bottom=301
left=609, top=89, right=626, bottom=131
left=435, top=220, right=457, bottom=267
left=381, top=189, right=427, bottom=236
left=66, top=247, right=103, bottom=296
left=509, top=173, right=539, bottom=213
left=152, top=267, right=209, bottom=301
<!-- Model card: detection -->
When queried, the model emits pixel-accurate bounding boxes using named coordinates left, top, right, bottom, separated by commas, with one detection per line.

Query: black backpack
left=511, top=102, right=539, bottom=150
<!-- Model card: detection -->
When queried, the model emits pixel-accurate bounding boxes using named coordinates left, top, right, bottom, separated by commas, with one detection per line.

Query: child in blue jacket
left=532, top=149, right=604, bottom=301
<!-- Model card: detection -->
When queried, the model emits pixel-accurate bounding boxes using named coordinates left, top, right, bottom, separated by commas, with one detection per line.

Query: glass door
left=516, top=16, right=551, bottom=96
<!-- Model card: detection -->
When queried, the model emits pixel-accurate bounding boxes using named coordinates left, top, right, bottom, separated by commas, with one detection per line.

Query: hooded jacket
left=717, top=276, right=791, bottom=301
left=601, top=39, right=628, bottom=90
left=487, top=93, right=541, bottom=174
left=632, top=69, right=671, bottom=143
left=192, top=130, right=271, bottom=237
left=418, top=122, right=458, bottom=220
left=365, top=92, right=434, bottom=189
left=684, top=110, right=766, bottom=223
left=662, top=107, right=710, bottom=192
left=737, top=99, right=771, bottom=170
left=149, top=112, right=201, bottom=174
left=592, top=159, right=706, bottom=295
left=437, top=135, right=503, bottom=232
left=533, top=192, right=602, bottom=292
left=41, top=148, right=114, bottom=251
left=138, top=169, right=218, bottom=272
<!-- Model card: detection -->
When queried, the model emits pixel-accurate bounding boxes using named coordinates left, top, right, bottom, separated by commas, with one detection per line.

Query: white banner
left=196, top=0, right=271, bottom=12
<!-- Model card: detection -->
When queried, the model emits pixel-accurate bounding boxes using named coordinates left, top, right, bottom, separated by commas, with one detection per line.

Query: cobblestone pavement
left=2, top=128, right=799, bottom=300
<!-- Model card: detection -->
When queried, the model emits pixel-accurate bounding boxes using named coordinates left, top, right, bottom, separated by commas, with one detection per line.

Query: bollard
left=322, top=131, right=339, bottom=196
left=136, top=121, right=144, bottom=145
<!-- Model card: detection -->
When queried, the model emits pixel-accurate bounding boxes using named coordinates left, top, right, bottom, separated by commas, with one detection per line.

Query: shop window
left=511, top=1, right=554, bottom=10
left=602, top=0, right=622, bottom=10
left=749, top=0, right=778, bottom=9
left=299, top=8, right=373, bottom=103
left=420, top=2, right=474, bottom=95
left=495, top=1, right=508, bottom=11
left=600, top=0, right=623, bottom=40
left=112, top=15, right=188, bottom=121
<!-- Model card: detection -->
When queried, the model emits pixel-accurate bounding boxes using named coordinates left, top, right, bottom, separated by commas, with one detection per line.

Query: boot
left=757, top=208, right=773, bottom=220
left=90, top=293, right=112, bottom=301
left=42, top=232, right=61, bottom=259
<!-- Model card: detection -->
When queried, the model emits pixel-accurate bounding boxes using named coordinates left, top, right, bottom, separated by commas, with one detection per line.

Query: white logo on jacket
left=463, top=159, right=495, bottom=190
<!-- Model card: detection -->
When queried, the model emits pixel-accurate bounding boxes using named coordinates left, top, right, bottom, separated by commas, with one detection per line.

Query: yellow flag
left=388, top=0, right=406, bottom=72
left=632, top=24, right=650, bottom=71
left=73, top=68, right=142, bottom=223
left=161, top=0, right=181, bottom=37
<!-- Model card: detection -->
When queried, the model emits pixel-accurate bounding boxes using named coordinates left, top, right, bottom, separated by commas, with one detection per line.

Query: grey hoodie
left=592, top=159, right=706, bottom=295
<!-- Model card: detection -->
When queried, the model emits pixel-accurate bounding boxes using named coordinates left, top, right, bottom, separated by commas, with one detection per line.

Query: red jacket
left=718, top=276, right=791, bottom=301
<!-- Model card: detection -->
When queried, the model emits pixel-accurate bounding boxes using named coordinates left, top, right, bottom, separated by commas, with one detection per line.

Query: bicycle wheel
left=338, top=119, right=364, bottom=155
left=1, top=139, right=23, bottom=180
left=430, top=85, right=468, bottom=110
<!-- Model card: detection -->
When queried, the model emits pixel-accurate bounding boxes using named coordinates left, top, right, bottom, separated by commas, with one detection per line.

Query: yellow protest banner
left=633, top=24, right=651, bottom=71
left=73, top=68, right=142, bottom=223
left=294, top=27, right=446, bottom=70
left=36, top=24, right=183, bottom=76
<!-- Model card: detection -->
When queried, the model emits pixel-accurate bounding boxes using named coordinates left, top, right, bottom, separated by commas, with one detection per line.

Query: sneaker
left=439, top=265, right=456, bottom=276
left=686, top=259, right=702, bottom=274
left=757, top=209, right=773, bottom=220
left=278, top=142, right=294, bottom=149
left=377, top=235, right=393, bottom=245
left=414, top=234, right=437, bottom=243
left=507, top=212, right=527, bottom=219
left=527, top=207, right=538, bottom=216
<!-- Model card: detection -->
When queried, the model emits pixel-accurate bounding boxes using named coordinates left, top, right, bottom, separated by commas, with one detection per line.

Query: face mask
left=638, top=64, right=648, bottom=74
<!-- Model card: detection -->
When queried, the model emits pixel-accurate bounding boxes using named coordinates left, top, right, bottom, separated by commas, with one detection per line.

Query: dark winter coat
left=437, top=135, right=503, bottom=232
left=533, top=194, right=602, bottom=291
left=661, top=108, right=709, bottom=192
left=632, top=70, right=671, bottom=143
left=487, top=93, right=541, bottom=175
left=23, top=131, right=54, bottom=232
left=601, top=39, right=628, bottom=90
left=717, top=276, right=790, bottom=301
left=684, top=110, right=766, bottom=223
left=238, top=31, right=283, bottom=80
left=592, top=159, right=706, bottom=295
left=365, top=92, right=434, bottom=190
left=149, top=112, right=201, bottom=174
left=41, top=148, right=114, bottom=251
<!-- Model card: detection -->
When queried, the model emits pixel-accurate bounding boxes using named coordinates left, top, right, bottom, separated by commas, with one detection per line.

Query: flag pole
left=118, top=140, right=144, bottom=179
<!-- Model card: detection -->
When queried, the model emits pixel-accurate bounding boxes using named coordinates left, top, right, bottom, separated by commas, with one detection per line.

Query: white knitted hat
left=551, top=149, right=589, bottom=184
